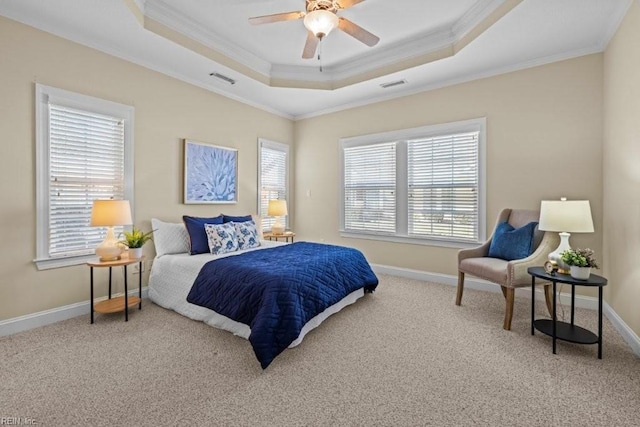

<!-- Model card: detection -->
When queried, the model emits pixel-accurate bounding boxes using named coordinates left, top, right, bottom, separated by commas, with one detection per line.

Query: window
left=343, top=142, right=396, bottom=233
left=340, top=118, right=485, bottom=246
left=35, top=84, right=134, bottom=270
left=258, top=139, right=289, bottom=231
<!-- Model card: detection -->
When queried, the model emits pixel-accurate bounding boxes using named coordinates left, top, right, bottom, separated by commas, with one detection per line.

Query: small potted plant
left=120, top=226, right=153, bottom=259
left=560, top=248, right=599, bottom=280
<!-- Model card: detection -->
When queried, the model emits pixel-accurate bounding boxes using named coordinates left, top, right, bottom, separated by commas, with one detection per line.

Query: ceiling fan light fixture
left=304, top=9, right=339, bottom=39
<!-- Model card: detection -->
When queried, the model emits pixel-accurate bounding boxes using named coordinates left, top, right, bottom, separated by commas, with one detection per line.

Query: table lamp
left=91, top=199, right=133, bottom=261
left=538, top=198, right=594, bottom=269
left=267, top=199, right=288, bottom=235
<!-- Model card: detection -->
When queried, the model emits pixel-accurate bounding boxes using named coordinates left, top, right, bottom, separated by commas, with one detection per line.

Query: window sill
left=339, top=231, right=482, bottom=249
left=34, top=254, right=97, bottom=271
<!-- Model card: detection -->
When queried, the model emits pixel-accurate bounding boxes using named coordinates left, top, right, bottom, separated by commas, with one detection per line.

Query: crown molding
left=598, top=0, right=634, bottom=50
left=294, top=45, right=603, bottom=121
left=139, top=0, right=519, bottom=88
left=271, top=25, right=454, bottom=83
left=144, top=0, right=272, bottom=77
left=453, top=0, right=509, bottom=39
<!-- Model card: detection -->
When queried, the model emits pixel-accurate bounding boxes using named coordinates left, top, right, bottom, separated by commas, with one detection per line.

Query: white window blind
left=408, top=132, right=479, bottom=242
left=343, top=142, right=396, bottom=233
left=35, top=84, right=134, bottom=270
left=340, top=118, right=485, bottom=246
left=258, top=139, right=289, bottom=230
left=48, top=105, right=126, bottom=257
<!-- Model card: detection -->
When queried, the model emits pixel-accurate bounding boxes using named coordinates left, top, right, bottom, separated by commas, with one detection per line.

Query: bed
left=148, top=219, right=378, bottom=368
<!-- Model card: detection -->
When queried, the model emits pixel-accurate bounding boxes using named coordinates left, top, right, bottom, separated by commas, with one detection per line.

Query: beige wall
left=0, top=16, right=294, bottom=320
left=295, top=55, right=604, bottom=292
left=603, top=0, right=640, bottom=337
left=0, top=13, right=618, bottom=327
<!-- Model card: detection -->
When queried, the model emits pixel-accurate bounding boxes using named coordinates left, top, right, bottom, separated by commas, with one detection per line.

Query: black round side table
left=528, top=266, right=608, bottom=359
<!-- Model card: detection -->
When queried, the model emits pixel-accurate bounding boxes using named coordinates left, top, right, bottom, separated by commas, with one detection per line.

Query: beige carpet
left=1, top=274, right=639, bottom=426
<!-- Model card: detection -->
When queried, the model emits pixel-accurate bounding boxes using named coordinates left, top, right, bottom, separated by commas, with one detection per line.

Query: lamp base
left=95, top=226, right=123, bottom=262
left=271, top=220, right=285, bottom=235
left=548, top=231, right=571, bottom=270
left=97, top=254, right=121, bottom=262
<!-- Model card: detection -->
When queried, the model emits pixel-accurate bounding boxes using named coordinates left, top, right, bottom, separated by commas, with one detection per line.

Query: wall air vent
left=380, top=79, right=407, bottom=89
left=209, top=72, right=236, bottom=85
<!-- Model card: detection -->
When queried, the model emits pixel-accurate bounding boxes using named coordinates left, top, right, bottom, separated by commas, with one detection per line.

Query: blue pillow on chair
left=488, top=221, right=538, bottom=261
left=183, top=215, right=224, bottom=255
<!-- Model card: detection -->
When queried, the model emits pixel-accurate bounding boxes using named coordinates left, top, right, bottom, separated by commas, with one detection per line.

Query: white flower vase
left=570, top=266, right=591, bottom=280
left=129, top=247, right=143, bottom=259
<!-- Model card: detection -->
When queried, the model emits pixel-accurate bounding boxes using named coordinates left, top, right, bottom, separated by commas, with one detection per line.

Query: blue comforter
left=186, top=242, right=378, bottom=368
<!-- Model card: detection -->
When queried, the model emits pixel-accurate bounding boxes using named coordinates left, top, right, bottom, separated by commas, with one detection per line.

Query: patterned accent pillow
left=234, top=220, right=260, bottom=250
left=204, top=223, right=239, bottom=255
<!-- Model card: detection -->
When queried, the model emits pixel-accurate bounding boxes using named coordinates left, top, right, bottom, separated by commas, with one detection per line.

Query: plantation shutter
left=407, top=131, right=479, bottom=242
left=343, top=142, right=396, bottom=233
left=259, top=141, right=288, bottom=230
left=48, top=104, right=126, bottom=257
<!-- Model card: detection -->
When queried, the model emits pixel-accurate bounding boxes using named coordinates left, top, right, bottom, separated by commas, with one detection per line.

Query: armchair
left=455, top=208, right=558, bottom=330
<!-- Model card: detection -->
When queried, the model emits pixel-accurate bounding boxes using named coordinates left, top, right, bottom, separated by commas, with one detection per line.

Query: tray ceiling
left=0, top=0, right=632, bottom=118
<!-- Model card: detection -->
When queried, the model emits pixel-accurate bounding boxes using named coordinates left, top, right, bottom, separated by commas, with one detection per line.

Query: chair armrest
left=458, top=240, right=491, bottom=263
left=507, top=231, right=560, bottom=286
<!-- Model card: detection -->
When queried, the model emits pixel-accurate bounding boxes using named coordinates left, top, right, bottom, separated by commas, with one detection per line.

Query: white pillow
left=205, top=223, right=239, bottom=255
left=251, top=214, right=264, bottom=240
left=151, top=218, right=190, bottom=257
left=234, top=220, right=261, bottom=250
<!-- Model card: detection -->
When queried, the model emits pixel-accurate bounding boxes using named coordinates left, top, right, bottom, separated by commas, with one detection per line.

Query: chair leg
left=503, top=288, right=515, bottom=330
left=544, top=284, right=553, bottom=317
left=456, top=271, right=465, bottom=306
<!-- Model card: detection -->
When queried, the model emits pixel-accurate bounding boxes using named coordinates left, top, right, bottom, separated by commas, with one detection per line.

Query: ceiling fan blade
left=249, top=11, right=304, bottom=25
left=338, top=17, right=379, bottom=47
left=302, top=31, right=319, bottom=59
left=337, top=0, right=366, bottom=9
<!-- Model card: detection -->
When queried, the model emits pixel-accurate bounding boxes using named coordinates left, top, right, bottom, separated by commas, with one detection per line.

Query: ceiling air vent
left=209, top=72, right=236, bottom=85
left=380, top=79, right=407, bottom=89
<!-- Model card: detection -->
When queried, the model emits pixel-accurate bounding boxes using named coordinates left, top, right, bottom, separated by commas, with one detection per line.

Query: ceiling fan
left=249, top=0, right=380, bottom=59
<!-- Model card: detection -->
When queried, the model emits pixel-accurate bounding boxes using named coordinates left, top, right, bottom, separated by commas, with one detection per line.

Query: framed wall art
left=183, top=139, right=238, bottom=204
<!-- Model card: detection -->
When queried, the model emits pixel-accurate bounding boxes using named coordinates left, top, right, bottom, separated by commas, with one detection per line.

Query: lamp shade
left=304, top=9, right=339, bottom=38
left=539, top=199, right=594, bottom=233
left=90, top=200, right=133, bottom=227
left=267, top=199, right=288, bottom=217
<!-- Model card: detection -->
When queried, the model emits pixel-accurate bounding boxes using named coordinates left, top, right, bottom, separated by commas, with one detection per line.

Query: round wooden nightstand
left=263, top=231, right=296, bottom=243
left=87, top=256, right=144, bottom=323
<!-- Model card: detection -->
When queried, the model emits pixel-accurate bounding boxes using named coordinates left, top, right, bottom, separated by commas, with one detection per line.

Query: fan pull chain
left=318, top=38, right=323, bottom=72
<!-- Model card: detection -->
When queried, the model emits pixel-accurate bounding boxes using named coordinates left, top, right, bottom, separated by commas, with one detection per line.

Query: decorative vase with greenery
left=560, top=248, right=599, bottom=280
left=120, top=226, right=153, bottom=259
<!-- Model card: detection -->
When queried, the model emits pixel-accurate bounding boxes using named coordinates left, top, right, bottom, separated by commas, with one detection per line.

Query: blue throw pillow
left=488, top=221, right=538, bottom=261
left=222, top=214, right=252, bottom=223
left=183, top=215, right=224, bottom=255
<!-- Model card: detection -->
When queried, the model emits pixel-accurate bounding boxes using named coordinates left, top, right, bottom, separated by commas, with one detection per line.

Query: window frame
left=257, top=138, right=290, bottom=232
left=35, top=84, right=134, bottom=270
left=339, top=118, right=486, bottom=248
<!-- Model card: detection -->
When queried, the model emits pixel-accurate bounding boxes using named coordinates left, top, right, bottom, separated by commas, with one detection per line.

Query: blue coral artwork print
left=185, top=141, right=237, bottom=203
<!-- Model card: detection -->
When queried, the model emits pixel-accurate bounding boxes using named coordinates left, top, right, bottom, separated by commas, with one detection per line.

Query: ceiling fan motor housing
left=306, top=0, right=339, bottom=13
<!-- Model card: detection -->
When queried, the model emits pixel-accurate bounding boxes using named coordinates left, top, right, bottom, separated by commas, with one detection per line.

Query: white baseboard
left=371, top=264, right=640, bottom=356
left=603, top=301, right=640, bottom=356
left=0, top=287, right=149, bottom=337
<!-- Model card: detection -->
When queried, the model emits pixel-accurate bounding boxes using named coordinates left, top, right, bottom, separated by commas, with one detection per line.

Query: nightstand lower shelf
left=94, top=296, right=141, bottom=314
left=533, top=319, right=598, bottom=345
